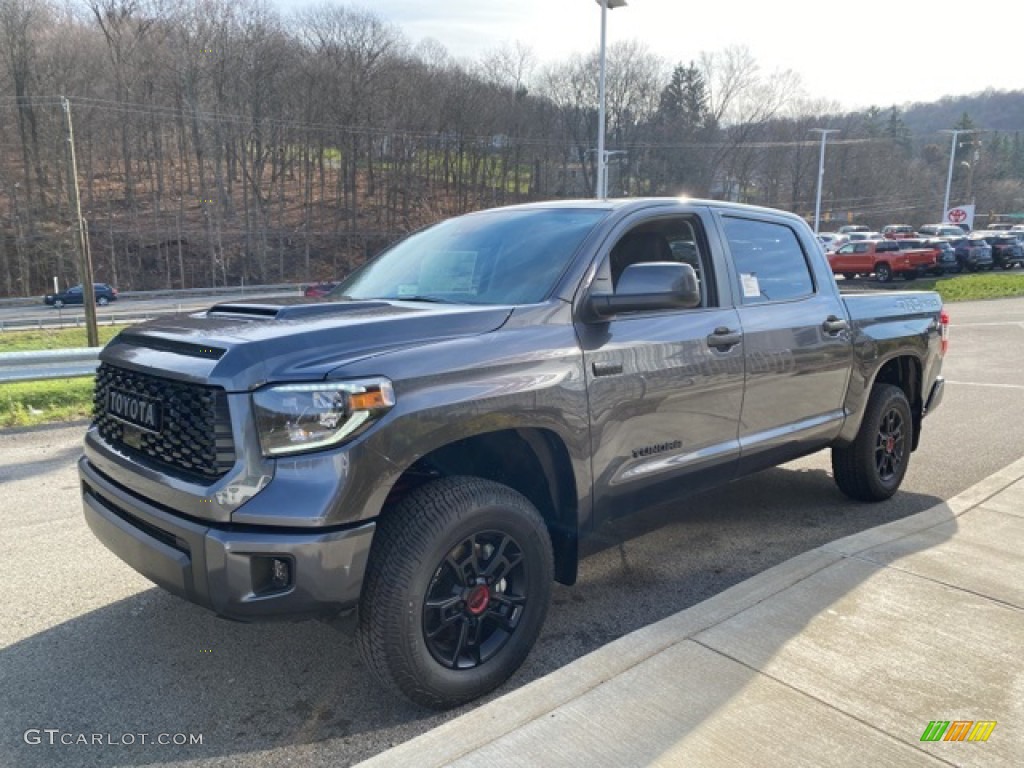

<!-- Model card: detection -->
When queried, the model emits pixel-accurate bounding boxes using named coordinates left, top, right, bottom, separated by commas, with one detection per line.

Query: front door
left=576, top=213, right=745, bottom=526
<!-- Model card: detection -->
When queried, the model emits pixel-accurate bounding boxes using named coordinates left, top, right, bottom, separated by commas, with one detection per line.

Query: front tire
left=357, top=476, right=554, bottom=709
left=832, top=384, right=913, bottom=502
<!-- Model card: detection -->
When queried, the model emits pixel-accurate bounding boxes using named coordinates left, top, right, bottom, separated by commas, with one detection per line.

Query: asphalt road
left=0, top=291, right=299, bottom=331
left=2, top=297, right=1023, bottom=768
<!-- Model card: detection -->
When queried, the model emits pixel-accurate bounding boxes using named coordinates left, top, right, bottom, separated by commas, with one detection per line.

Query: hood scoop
left=205, top=300, right=397, bottom=321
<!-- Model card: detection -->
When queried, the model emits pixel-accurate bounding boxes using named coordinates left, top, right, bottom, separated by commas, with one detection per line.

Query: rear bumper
left=924, top=376, right=945, bottom=416
left=80, top=456, right=374, bottom=621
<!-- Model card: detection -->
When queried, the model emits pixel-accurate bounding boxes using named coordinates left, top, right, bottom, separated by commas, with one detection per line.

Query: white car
left=817, top=232, right=848, bottom=252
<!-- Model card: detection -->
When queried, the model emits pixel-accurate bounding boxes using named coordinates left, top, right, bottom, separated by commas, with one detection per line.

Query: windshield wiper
left=379, top=295, right=455, bottom=304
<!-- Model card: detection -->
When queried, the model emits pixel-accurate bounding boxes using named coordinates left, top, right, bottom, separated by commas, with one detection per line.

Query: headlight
left=252, top=378, right=395, bottom=457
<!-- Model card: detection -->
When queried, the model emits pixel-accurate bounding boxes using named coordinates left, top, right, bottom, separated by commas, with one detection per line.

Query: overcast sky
left=276, top=0, right=1019, bottom=113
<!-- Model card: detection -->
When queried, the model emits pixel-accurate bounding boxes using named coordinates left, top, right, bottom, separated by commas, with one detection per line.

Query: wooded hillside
left=2, top=0, right=1023, bottom=297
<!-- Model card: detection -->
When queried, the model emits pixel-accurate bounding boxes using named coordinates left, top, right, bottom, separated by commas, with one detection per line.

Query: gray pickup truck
left=81, top=198, right=947, bottom=708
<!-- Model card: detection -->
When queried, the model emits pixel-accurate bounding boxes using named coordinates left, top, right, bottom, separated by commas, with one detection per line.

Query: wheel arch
left=380, top=428, right=579, bottom=586
left=839, top=354, right=924, bottom=451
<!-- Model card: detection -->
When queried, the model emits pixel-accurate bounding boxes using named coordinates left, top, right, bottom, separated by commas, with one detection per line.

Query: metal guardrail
left=0, top=312, right=157, bottom=333
left=0, top=348, right=101, bottom=383
left=0, top=282, right=302, bottom=309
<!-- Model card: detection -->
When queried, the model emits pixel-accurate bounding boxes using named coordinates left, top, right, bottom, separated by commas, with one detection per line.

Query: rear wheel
left=874, top=263, right=893, bottom=283
left=357, top=476, right=554, bottom=709
left=832, top=383, right=913, bottom=502
left=97, top=296, right=109, bottom=306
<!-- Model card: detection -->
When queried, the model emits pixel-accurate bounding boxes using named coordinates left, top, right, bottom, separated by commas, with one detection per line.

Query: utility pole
left=810, top=129, right=839, bottom=233
left=940, top=129, right=976, bottom=223
left=62, top=97, right=99, bottom=347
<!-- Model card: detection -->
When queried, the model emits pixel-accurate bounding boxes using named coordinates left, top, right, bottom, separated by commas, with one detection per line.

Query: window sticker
left=741, top=272, right=760, bottom=298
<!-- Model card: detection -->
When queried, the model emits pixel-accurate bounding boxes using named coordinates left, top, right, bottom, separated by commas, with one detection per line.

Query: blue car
left=43, top=283, right=119, bottom=308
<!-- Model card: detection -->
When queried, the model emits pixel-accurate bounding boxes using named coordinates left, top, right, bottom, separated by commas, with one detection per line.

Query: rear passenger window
left=722, top=217, right=814, bottom=304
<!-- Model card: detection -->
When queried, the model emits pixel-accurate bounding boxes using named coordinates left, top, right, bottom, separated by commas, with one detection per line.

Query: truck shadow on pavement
left=0, top=444, right=83, bottom=484
left=2, top=464, right=951, bottom=768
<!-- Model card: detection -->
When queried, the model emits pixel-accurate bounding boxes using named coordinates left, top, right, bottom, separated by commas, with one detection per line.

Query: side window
left=722, top=217, right=815, bottom=304
left=602, top=216, right=715, bottom=309
left=855, top=244, right=869, bottom=253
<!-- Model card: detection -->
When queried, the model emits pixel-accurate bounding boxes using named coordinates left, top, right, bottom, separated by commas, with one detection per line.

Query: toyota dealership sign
left=944, top=204, right=975, bottom=230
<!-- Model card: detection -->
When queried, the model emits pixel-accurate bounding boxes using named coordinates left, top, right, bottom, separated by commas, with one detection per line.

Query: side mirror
left=586, top=262, right=701, bottom=320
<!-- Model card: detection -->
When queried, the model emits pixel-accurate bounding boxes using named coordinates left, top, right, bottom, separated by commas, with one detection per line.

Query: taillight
left=939, top=309, right=950, bottom=356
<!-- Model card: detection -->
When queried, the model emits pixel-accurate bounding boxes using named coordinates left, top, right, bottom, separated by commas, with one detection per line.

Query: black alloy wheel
left=873, top=405, right=906, bottom=484
left=422, top=530, right=528, bottom=670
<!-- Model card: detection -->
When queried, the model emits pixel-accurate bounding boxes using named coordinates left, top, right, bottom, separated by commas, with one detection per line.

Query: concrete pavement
left=360, top=456, right=1024, bottom=767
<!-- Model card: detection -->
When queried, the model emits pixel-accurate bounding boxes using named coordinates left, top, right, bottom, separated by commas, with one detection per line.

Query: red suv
left=302, top=281, right=339, bottom=298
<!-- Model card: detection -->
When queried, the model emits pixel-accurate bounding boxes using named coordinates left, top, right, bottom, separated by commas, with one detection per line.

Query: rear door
left=576, top=208, right=745, bottom=526
left=715, top=211, right=854, bottom=476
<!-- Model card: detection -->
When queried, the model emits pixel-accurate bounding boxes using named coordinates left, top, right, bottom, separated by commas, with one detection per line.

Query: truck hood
left=100, top=298, right=514, bottom=391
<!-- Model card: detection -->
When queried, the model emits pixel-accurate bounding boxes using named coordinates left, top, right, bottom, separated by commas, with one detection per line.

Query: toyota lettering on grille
left=107, top=387, right=164, bottom=434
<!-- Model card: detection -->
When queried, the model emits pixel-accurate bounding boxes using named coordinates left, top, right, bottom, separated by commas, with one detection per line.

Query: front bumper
left=80, top=456, right=375, bottom=621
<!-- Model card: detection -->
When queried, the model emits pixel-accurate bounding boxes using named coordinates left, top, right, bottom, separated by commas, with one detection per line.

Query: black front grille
left=93, top=363, right=235, bottom=480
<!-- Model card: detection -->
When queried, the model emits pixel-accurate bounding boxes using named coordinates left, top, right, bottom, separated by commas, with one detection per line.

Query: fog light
left=251, top=555, right=294, bottom=595
left=271, top=558, right=290, bottom=589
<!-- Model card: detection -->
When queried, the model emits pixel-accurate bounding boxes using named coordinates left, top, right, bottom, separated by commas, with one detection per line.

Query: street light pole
left=810, top=128, right=839, bottom=233
left=595, top=0, right=626, bottom=199
left=940, top=129, right=975, bottom=221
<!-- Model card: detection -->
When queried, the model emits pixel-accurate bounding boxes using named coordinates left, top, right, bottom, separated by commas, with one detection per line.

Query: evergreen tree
left=886, top=107, right=912, bottom=154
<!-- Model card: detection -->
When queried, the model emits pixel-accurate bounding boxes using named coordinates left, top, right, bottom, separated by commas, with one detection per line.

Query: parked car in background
left=988, top=223, right=1014, bottom=231
left=895, top=238, right=947, bottom=276
left=948, top=236, right=994, bottom=272
left=846, top=231, right=884, bottom=242
left=918, top=224, right=968, bottom=239
left=43, top=283, right=118, bottom=308
left=974, top=232, right=1024, bottom=269
left=817, top=232, right=847, bottom=252
left=838, top=224, right=871, bottom=234
left=920, top=238, right=959, bottom=275
left=302, top=281, right=340, bottom=298
left=882, top=224, right=917, bottom=239
left=828, top=238, right=936, bottom=282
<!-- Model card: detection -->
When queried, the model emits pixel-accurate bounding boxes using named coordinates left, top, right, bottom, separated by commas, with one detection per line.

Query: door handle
left=707, top=327, right=742, bottom=349
left=822, top=315, right=849, bottom=334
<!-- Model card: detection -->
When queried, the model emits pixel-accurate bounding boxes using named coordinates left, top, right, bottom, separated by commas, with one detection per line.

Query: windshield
left=332, top=208, right=608, bottom=305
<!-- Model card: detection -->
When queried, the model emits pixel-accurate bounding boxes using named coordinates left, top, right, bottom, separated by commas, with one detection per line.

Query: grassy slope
left=0, top=327, right=121, bottom=427
left=0, top=326, right=121, bottom=353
